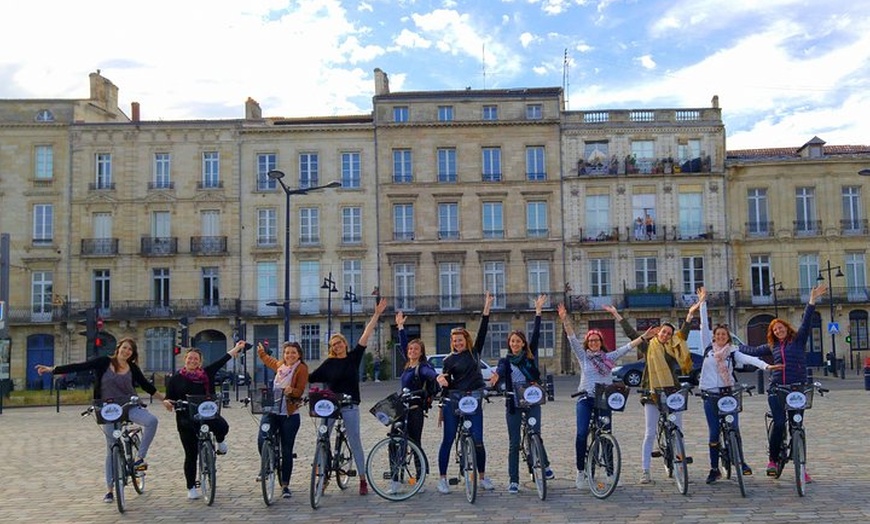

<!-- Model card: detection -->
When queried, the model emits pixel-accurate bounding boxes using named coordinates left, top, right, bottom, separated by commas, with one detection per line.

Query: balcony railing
left=196, top=180, right=224, bottom=189
left=745, top=221, right=774, bottom=238
left=393, top=231, right=415, bottom=241
left=676, top=224, right=714, bottom=240
left=88, top=182, right=115, bottom=191
left=147, top=181, right=175, bottom=190
left=81, top=238, right=119, bottom=256
left=793, top=220, right=822, bottom=236
left=141, top=236, right=178, bottom=256
left=579, top=227, right=618, bottom=243
left=840, top=219, right=869, bottom=236
left=190, top=236, right=227, bottom=255
left=438, top=230, right=459, bottom=240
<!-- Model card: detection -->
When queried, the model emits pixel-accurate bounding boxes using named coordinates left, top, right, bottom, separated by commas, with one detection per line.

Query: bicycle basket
left=777, top=383, right=814, bottom=410
left=186, top=394, right=221, bottom=420
left=516, top=384, right=547, bottom=408
left=369, top=392, right=406, bottom=426
left=93, top=399, right=130, bottom=424
left=250, top=386, right=277, bottom=415
left=712, top=388, right=742, bottom=415
left=308, top=389, right=340, bottom=418
left=450, top=389, right=484, bottom=417
left=655, top=387, right=688, bottom=413
left=594, top=383, right=629, bottom=412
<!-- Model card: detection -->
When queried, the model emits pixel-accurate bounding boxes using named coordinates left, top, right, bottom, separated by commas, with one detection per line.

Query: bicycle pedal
left=448, top=478, right=460, bottom=486
left=685, top=457, right=693, bottom=464
left=347, top=470, right=357, bottom=477
left=651, top=451, right=662, bottom=458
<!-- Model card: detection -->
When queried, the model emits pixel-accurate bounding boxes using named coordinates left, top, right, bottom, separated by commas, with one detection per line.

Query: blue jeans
left=326, top=405, right=366, bottom=476
left=438, top=404, right=485, bottom=476
left=506, top=405, right=549, bottom=483
left=257, top=412, right=301, bottom=485
left=575, top=397, right=611, bottom=471
left=703, top=397, right=741, bottom=469
left=102, top=406, right=158, bottom=488
left=767, top=393, right=789, bottom=463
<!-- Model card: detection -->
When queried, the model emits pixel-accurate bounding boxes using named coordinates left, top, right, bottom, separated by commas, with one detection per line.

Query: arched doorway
left=26, top=334, right=55, bottom=390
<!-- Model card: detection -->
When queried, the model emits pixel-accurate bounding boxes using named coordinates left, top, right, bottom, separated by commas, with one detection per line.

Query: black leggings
left=178, top=416, right=229, bottom=489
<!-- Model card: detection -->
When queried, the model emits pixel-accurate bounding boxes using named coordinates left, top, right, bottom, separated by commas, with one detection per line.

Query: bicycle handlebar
left=81, top=395, right=145, bottom=417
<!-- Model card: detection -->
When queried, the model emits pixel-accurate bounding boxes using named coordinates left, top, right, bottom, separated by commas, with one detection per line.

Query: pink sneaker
left=766, top=461, right=777, bottom=477
left=803, top=471, right=813, bottom=484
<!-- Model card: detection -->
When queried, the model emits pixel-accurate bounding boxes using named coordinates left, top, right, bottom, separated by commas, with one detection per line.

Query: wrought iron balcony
left=190, top=236, right=227, bottom=255
left=140, top=236, right=178, bottom=256
left=81, top=238, right=119, bottom=256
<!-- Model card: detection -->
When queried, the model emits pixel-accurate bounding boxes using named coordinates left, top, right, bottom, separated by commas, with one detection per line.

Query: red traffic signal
left=173, top=346, right=181, bottom=355
left=94, top=336, right=104, bottom=348
left=96, top=317, right=105, bottom=332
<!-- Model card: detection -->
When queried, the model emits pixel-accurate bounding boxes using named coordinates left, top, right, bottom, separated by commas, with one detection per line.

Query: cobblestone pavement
left=2, top=372, right=870, bottom=523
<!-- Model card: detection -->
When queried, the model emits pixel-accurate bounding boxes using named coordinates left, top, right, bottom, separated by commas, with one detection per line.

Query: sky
left=1, top=0, right=868, bottom=150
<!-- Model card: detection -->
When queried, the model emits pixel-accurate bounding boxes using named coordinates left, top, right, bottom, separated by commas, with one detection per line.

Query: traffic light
left=846, top=335, right=852, bottom=345
left=78, top=307, right=96, bottom=346
left=175, top=317, right=190, bottom=354
left=94, top=315, right=105, bottom=349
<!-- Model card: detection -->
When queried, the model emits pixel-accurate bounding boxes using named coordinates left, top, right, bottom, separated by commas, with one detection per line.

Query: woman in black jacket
left=36, top=337, right=162, bottom=503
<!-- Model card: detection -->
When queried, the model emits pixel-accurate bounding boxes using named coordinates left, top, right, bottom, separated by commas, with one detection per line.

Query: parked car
left=428, top=354, right=496, bottom=381
left=214, top=369, right=252, bottom=387
left=55, top=370, right=95, bottom=390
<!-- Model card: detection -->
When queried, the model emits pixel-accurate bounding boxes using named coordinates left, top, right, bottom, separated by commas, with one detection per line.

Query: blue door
left=26, top=334, right=55, bottom=390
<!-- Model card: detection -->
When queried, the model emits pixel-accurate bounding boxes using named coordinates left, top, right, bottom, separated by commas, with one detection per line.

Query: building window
left=393, top=149, right=412, bottom=183
left=681, top=257, right=704, bottom=294
left=152, top=268, right=170, bottom=308
left=749, top=255, right=771, bottom=298
left=526, top=146, right=546, bottom=181
left=630, top=140, right=655, bottom=174
left=795, top=187, right=817, bottom=234
left=528, top=320, right=556, bottom=357
left=300, top=324, right=321, bottom=361
left=202, top=267, right=220, bottom=310
left=590, top=259, right=610, bottom=297
left=747, top=188, right=769, bottom=235
left=635, top=257, right=658, bottom=290
left=678, top=139, right=702, bottom=164
left=678, top=192, right=703, bottom=238
left=526, top=201, right=548, bottom=237
left=483, top=261, right=506, bottom=308
left=439, top=262, right=461, bottom=310
left=842, top=186, right=862, bottom=233
left=585, top=195, right=610, bottom=240
left=145, top=327, right=174, bottom=372
left=394, top=263, right=416, bottom=311
left=527, top=260, right=550, bottom=304
left=299, top=153, right=318, bottom=188
left=393, top=106, right=409, bottom=122
left=153, top=153, right=171, bottom=189
left=798, top=254, right=820, bottom=296
left=202, top=152, right=220, bottom=188
left=341, top=152, right=361, bottom=189
left=393, top=204, right=414, bottom=241
left=437, top=148, right=457, bottom=183
left=342, top=259, right=362, bottom=310
left=438, top=203, right=459, bottom=239
left=33, top=204, right=53, bottom=245
left=846, top=252, right=867, bottom=301
left=257, top=153, right=277, bottom=191
left=482, top=105, right=498, bottom=121
left=299, top=208, right=320, bottom=246
left=632, top=194, right=657, bottom=240
left=482, top=147, right=501, bottom=182
left=257, top=208, right=277, bottom=247
left=581, top=141, right=611, bottom=175
left=438, top=106, right=454, bottom=121
left=342, top=207, right=362, bottom=244
left=257, top=262, right=278, bottom=315
left=35, top=109, right=54, bottom=122
left=94, top=269, right=111, bottom=310
left=31, top=271, right=53, bottom=318
left=526, top=104, right=543, bottom=120
left=482, top=202, right=504, bottom=239
left=483, top=322, right=510, bottom=359
left=95, top=153, right=112, bottom=189
left=35, top=145, right=53, bottom=179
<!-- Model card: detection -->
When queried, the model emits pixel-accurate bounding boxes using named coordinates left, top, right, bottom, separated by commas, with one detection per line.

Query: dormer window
left=35, top=109, right=54, bottom=122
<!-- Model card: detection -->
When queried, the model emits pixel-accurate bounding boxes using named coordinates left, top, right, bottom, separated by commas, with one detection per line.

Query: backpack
left=415, top=364, right=440, bottom=412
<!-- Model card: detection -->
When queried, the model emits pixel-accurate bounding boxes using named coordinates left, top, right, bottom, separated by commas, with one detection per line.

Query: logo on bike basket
left=665, top=391, right=686, bottom=410
left=522, top=385, right=544, bottom=405
left=458, top=395, right=479, bottom=414
left=717, top=395, right=738, bottom=413
left=197, top=400, right=219, bottom=419
left=607, top=391, right=627, bottom=410
left=100, top=403, right=123, bottom=422
left=313, top=399, right=337, bottom=417
left=785, top=391, right=807, bottom=409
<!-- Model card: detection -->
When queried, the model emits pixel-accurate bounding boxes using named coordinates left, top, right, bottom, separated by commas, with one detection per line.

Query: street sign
left=828, top=322, right=840, bottom=334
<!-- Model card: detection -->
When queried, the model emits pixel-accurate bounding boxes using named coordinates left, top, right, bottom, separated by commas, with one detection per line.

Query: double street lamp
left=344, top=286, right=359, bottom=346
left=265, top=170, right=340, bottom=342
left=321, top=272, right=338, bottom=340
left=817, top=260, right=845, bottom=378
left=769, top=277, right=784, bottom=318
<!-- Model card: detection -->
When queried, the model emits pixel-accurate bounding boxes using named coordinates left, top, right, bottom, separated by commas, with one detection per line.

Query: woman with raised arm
left=560, top=303, right=653, bottom=490
left=435, top=291, right=495, bottom=494
left=695, top=287, right=781, bottom=484
left=489, top=294, right=554, bottom=494
left=738, top=283, right=826, bottom=482
left=396, top=310, right=440, bottom=460
left=603, top=300, right=700, bottom=485
left=308, top=297, right=388, bottom=496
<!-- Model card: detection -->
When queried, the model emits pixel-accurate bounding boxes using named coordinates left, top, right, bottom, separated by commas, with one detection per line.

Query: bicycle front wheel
left=310, top=441, right=328, bottom=510
left=671, top=428, right=689, bottom=495
left=720, top=429, right=732, bottom=480
left=199, top=441, right=216, bottom=506
left=366, top=436, right=427, bottom=501
left=461, top=434, right=478, bottom=504
left=334, top=428, right=353, bottom=489
left=112, top=444, right=127, bottom=513
left=587, top=432, right=621, bottom=499
left=260, top=441, right=277, bottom=506
left=728, top=430, right=746, bottom=498
left=129, top=431, right=145, bottom=494
left=793, top=430, right=807, bottom=497
left=529, top=433, right=547, bottom=501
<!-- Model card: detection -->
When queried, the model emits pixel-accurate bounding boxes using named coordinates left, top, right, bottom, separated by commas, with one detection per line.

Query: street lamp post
left=321, top=272, right=338, bottom=341
left=344, top=286, right=358, bottom=346
left=769, top=277, right=784, bottom=318
left=817, top=260, right=845, bottom=379
left=266, top=170, right=340, bottom=342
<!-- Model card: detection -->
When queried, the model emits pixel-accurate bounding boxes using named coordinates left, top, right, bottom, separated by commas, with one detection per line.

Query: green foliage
left=363, top=351, right=392, bottom=381
left=626, top=284, right=672, bottom=295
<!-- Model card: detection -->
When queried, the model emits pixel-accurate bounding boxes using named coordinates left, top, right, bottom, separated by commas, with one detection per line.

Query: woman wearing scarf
left=603, top=300, right=700, bottom=485
left=163, top=340, right=246, bottom=500
left=255, top=341, right=309, bottom=498
left=738, top=283, right=825, bottom=481
left=489, top=294, right=554, bottom=494
left=396, top=310, right=439, bottom=461
left=695, top=287, right=780, bottom=484
left=559, top=303, right=652, bottom=491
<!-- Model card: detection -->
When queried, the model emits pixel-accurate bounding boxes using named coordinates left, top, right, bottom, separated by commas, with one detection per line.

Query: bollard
left=839, top=358, right=846, bottom=380
left=545, top=374, right=555, bottom=401
left=756, top=368, right=765, bottom=394
left=56, top=383, right=61, bottom=413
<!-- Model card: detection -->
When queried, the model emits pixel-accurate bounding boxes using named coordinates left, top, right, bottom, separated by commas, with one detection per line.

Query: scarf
left=509, top=352, right=537, bottom=382
left=645, top=335, right=691, bottom=389
left=178, top=367, right=210, bottom=393
left=274, top=361, right=300, bottom=390
left=711, top=343, right=733, bottom=386
left=587, top=350, right=615, bottom=376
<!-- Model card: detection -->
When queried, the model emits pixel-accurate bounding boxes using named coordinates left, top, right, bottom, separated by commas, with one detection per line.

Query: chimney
left=245, top=97, right=262, bottom=120
left=711, top=95, right=719, bottom=109
left=374, top=68, right=390, bottom=96
left=131, top=102, right=140, bottom=123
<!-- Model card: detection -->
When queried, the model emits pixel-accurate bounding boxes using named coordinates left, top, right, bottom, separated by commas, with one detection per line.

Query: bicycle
left=497, top=383, right=550, bottom=500
left=307, top=388, right=356, bottom=509
left=766, top=381, right=828, bottom=496
left=572, top=382, right=629, bottom=499
left=170, top=395, right=222, bottom=506
left=439, top=389, right=486, bottom=504
left=244, top=386, right=292, bottom=506
left=365, top=388, right=429, bottom=501
left=699, top=383, right=754, bottom=497
left=81, top=396, right=147, bottom=514
left=640, top=382, right=694, bottom=495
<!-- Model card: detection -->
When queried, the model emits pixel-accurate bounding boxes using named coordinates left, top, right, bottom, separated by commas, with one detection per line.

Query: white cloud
left=519, top=32, right=537, bottom=48
left=393, top=29, right=433, bottom=50
left=637, top=55, right=657, bottom=69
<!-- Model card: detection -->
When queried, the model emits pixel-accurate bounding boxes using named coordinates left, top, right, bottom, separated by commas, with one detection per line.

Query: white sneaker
left=576, top=470, right=588, bottom=490
left=437, top=478, right=450, bottom=494
left=388, top=481, right=400, bottom=495
left=480, top=477, right=495, bottom=491
left=639, top=470, right=652, bottom=485
left=187, top=487, right=202, bottom=500
left=217, top=441, right=228, bottom=454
